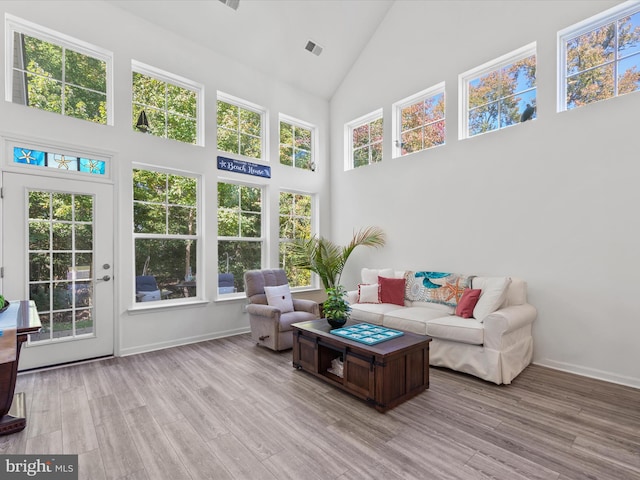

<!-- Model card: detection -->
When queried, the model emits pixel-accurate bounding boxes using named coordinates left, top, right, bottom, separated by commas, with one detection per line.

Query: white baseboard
left=534, top=359, right=640, bottom=390
left=118, top=327, right=251, bottom=357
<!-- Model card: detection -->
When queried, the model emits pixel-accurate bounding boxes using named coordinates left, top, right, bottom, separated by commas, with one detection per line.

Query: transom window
left=133, top=168, right=199, bottom=304
left=279, top=116, right=315, bottom=171
left=132, top=61, right=202, bottom=145
left=6, top=14, right=112, bottom=125
left=459, top=43, right=537, bottom=139
left=13, top=146, right=106, bottom=176
left=217, top=93, right=265, bottom=160
left=346, top=109, right=383, bottom=170
left=559, top=2, right=640, bottom=111
left=217, top=181, right=263, bottom=295
left=279, top=191, right=313, bottom=288
left=393, top=83, right=445, bottom=157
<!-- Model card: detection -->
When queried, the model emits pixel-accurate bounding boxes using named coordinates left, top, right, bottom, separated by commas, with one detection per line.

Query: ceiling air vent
left=305, top=40, right=323, bottom=56
left=218, top=0, right=240, bottom=11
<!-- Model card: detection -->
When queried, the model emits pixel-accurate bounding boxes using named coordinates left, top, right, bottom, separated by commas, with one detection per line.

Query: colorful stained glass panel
left=13, top=147, right=106, bottom=176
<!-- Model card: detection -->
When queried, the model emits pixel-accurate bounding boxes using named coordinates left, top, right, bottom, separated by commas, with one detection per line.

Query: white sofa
left=346, top=268, right=537, bottom=385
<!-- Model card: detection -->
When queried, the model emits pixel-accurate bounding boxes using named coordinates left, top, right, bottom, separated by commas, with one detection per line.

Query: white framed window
left=345, top=109, right=383, bottom=170
left=392, top=83, right=445, bottom=158
left=132, top=61, right=204, bottom=145
left=459, top=42, right=537, bottom=139
left=279, top=191, right=314, bottom=289
left=217, top=180, right=264, bottom=296
left=279, top=114, right=316, bottom=171
left=217, top=92, right=266, bottom=160
left=132, top=167, right=200, bottom=305
left=5, top=14, right=113, bottom=125
left=558, top=1, right=640, bottom=112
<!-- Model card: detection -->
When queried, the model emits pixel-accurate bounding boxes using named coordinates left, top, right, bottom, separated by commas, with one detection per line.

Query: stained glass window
left=13, top=147, right=106, bottom=176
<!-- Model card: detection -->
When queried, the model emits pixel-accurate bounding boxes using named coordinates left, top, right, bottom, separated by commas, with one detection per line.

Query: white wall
left=0, top=1, right=330, bottom=356
left=330, top=0, right=640, bottom=387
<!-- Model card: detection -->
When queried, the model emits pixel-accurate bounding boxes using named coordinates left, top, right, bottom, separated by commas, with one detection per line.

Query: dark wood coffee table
left=292, top=319, right=431, bottom=412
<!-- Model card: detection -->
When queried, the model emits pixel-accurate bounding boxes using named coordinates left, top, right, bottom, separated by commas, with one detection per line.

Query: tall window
left=6, top=14, right=112, bottom=124
left=279, top=191, right=313, bottom=288
left=217, top=182, right=263, bottom=295
left=279, top=116, right=315, bottom=171
left=133, top=168, right=199, bottom=303
left=217, top=93, right=265, bottom=160
left=459, top=43, right=537, bottom=139
left=346, top=109, right=383, bottom=170
left=559, top=3, right=640, bottom=111
left=393, top=83, right=445, bottom=157
left=132, top=62, right=202, bottom=145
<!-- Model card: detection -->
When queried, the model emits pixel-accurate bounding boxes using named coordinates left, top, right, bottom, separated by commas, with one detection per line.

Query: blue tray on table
left=330, top=323, right=404, bottom=345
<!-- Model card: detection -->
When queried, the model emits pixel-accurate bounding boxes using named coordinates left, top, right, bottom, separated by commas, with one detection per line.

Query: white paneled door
left=2, top=172, right=114, bottom=370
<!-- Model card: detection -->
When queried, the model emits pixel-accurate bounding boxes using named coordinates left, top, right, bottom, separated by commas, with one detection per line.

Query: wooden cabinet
left=292, top=320, right=431, bottom=412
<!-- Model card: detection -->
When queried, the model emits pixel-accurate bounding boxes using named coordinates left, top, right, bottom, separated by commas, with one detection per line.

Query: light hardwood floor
left=1, top=333, right=638, bottom=480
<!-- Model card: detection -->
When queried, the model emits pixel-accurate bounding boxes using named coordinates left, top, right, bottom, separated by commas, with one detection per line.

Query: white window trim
left=278, top=113, right=318, bottom=171
left=217, top=91, right=268, bottom=162
left=4, top=13, right=114, bottom=126
left=458, top=42, right=537, bottom=140
left=278, top=189, right=318, bottom=290
left=216, top=178, right=267, bottom=299
left=132, top=60, right=205, bottom=146
left=557, top=0, right=640, bottom=112
left=344, top=108, right=383, bottom=171
left=131, top=163, right=203, bottom=308
left=392, top=82, right=445, bottom=159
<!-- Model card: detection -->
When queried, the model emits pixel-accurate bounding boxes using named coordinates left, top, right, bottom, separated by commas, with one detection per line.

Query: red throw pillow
left=378, top=276, right=405, bottom=306
left=455, top=288, right=482, bottom=318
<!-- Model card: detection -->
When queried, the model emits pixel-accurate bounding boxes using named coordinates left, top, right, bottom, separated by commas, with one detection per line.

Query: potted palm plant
left=291, top=226, right=386, bottom=326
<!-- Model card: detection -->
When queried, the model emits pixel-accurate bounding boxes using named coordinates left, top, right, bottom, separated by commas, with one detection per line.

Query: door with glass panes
left=1, top=172, right=114, bottom=370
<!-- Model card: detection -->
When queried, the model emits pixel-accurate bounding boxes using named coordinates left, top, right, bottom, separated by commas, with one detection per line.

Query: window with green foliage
left=133, top=168, right=199, bottom=303
left=346, top=109, right=383, bottom=169
left=279, top=192, right=313, bottom=288
left=217, top=182, right=263, bottom=294
left=132, top=62, right=201, bottom=145
left=279, top=117, right=315, bottom=170
left=393, top=83, right=445, bottom=157
left=7, top=15, right=111, bottom=124
left=460, top=43, right=537, bottom=139
left=217, top=93, right=264, bottom=159
left=559, top=3, right=640, bottom=111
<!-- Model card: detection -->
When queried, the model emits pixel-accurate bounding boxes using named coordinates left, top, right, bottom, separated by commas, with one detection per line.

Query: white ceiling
left=105, top=0, right=395, bottom=100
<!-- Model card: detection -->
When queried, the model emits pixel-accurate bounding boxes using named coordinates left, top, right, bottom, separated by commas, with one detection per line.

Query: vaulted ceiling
left=105, top=0, right=395, bottom=99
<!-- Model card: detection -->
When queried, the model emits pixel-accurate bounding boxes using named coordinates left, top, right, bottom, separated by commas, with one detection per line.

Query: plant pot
left=326, top=317, right=347, bottom=329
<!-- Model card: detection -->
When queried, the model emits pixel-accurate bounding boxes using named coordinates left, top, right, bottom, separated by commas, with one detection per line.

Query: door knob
left=103, top=263, right=111, bottom=269
left=97, top=275, right=111, bottom=282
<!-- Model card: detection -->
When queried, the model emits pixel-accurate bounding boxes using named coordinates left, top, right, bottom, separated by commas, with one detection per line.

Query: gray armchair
left=244, top=269, right=320, bottom=351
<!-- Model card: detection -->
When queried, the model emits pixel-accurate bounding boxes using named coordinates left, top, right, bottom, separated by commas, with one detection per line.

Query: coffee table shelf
left=292, top=319, right=431, bottom=412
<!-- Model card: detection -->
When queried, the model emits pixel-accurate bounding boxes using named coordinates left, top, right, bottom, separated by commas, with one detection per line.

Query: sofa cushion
left=361, top=267, right=394, bottom=285
left=382, top=307, right=450, bottom=335
left=404, top=271, right=473, bottom=308
left=264, top=284, right=294, bottom=313
left=349, top=303, right=403, bottom=325
left=472, top=277, right=511, bottom=321
left=357, top=283, right=380, bottom=303
left=426, top=316, right=484, bottom=345
left=455, top=288, right=482, bottom=318
left=378, top=276, right=405, bottom=306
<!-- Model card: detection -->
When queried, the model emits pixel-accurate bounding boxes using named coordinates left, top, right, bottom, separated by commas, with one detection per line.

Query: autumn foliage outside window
left=395, top=84, right=445, bottom=156
left=562, top=7, right=640, bottom=110
left=348, top=110, right=383, bottom=169
left=465, top=49, right=537, bottom=138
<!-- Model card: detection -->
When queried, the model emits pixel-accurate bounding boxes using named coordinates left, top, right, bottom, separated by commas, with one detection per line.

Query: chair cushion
left=279, top=310, right=319, bottom=331
left=264, top=284, right=294, bottom=313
